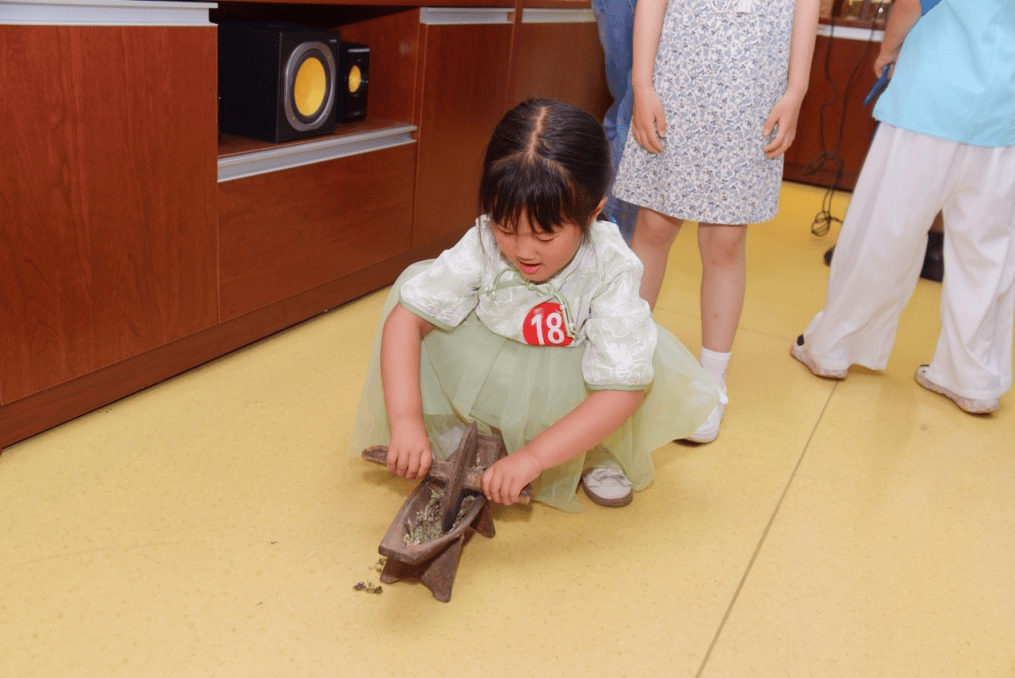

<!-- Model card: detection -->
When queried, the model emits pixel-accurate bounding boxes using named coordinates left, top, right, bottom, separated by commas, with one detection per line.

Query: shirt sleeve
left=581, top=253, right=657, bottom=390
left=399, top=226, right=488, bottom=330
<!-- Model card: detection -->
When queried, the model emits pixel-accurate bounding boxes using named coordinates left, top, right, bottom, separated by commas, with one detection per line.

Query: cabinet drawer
left=218, top=143, right=416, bottom=320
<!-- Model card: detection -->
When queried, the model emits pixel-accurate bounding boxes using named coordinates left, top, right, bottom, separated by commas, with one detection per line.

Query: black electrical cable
left=801, top=13, right=885, bottom=238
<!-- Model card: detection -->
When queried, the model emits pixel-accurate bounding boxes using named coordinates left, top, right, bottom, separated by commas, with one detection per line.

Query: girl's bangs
left=485, top=159, right=582, bottom=233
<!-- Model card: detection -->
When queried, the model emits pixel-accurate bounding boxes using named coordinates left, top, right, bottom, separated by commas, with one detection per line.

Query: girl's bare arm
left=629, top=0, right=669, bottom=153
left=763, top=0, right=820, bottom=158
left=380, top=303, right=435, bottom=480
left=481, top=389, right=645, bottom=504
left=785, top=0, right=820, bottom=101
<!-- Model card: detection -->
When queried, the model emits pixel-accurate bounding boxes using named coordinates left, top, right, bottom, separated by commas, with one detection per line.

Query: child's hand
left=481, top=449, right=542, bottom=505
left=631, top=87, right=667, bottom=154
left=386, top=420, right=432, bottom=480
left=763, top=93, right=804, bottom=159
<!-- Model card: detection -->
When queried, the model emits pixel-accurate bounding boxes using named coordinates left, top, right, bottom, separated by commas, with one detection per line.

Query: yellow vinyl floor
left=2, top=182, right=1013, bottom=677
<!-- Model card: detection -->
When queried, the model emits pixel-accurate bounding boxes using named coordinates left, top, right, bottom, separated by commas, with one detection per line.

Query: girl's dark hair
left=479, top=98, right=611, bottom=235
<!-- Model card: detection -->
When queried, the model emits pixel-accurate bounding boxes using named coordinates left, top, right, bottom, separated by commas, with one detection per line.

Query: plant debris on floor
left=353, top=557, right=388, bottom=594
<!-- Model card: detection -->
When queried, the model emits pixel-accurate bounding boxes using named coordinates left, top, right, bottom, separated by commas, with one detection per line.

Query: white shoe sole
left=915, top=365, right=999, bottom=414
left=790, top=336, right=848, bottom=380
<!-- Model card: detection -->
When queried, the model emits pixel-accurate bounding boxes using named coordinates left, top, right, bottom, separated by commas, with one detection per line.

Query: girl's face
left=492, top=213, right=584, bottom=283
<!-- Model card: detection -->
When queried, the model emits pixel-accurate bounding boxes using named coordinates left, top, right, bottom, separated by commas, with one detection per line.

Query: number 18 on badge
left=523, top=301, right=573, bottom=346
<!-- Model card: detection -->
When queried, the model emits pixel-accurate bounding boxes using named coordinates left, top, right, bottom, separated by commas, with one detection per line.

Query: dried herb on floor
left=353, top=558, right=388, bottom=594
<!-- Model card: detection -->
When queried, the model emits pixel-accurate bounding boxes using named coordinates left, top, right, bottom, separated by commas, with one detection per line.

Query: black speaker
left=218, top=21, right=341, bottom=143
left=338, top=41, right=369, bottom=122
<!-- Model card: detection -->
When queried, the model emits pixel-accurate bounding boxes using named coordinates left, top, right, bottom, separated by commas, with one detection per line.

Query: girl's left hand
left=763, top=93, right=804, bottom=159
left=481, top=449, right=542, bottom=505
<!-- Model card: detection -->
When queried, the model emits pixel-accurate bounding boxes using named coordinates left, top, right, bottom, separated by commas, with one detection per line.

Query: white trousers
left=804, top=123, right=1015, bottom=400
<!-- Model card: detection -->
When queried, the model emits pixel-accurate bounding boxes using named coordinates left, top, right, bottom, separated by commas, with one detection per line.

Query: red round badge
left=522, top=301, right=573, bottom=346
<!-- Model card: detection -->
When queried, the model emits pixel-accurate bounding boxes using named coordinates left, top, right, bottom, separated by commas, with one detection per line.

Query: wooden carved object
left=361, top=422, right=530, bottom=601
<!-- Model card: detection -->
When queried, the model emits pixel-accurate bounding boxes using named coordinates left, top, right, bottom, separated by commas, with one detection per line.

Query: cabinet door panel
left=218, top=144, right=416, bottom=320
left=412, top=22, right=513, bottom=248
left=0, top=26, right=218, bottom=404
left=510, top=20, right=610, bottom=119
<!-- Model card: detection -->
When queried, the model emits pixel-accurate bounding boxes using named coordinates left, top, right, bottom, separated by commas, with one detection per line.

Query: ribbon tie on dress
left=482, top=268, right=578, bottom=340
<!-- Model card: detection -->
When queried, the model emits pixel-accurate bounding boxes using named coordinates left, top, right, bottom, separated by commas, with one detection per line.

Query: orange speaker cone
left=348, top=65, right=362, bottom=94
left=294, top=57, right=327, bottom=117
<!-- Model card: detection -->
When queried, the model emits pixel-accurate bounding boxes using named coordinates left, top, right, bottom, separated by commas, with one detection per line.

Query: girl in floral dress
left=614, top=0, right=819, bottom=442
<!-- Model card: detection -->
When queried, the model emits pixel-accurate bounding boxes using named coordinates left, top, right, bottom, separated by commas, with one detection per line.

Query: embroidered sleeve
left=581, top=254, right=657, bottom=389
left=399, top=226, right=488, bottom=330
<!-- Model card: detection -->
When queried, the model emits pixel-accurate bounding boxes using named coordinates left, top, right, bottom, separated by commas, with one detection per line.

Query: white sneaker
left=580, top=468, right=633, bottom=507
left=685, top=401, right=725, bottom=444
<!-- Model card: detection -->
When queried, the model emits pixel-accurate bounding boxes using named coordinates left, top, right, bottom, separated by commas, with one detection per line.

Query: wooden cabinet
left=0, top=21, right=218, bottom=404
left=212, top=7, right=423, bottom=321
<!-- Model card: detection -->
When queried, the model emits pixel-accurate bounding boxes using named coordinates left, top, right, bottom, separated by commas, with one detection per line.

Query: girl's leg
left=682, top=223, right=745, bottom=443
left=629, top=207, right=683, bottom=309
left=697, top=223, right=748, bottom=355
left=924, top=142, right=1015, bottom=405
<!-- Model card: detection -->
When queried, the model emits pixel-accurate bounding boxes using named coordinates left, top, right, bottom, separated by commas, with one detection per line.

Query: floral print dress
left=613, top=0, right=796, bottom=225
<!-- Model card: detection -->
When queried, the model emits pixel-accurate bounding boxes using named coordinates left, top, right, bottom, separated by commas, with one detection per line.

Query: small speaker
left=218, top=21, right=341, bottom=143
left=338, top=42, right=369, bottom=122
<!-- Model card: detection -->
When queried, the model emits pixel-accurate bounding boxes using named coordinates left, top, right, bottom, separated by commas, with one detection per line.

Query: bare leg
left=697, top=223, right=747, bottom=353
left=629, top=207, right=683, bottom=309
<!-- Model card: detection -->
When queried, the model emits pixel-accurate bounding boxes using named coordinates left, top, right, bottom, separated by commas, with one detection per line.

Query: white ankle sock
left=699, top=347, right=730, bottom=395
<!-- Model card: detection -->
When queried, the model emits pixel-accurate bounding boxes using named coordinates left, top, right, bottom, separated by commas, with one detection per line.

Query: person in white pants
left=792, top=0, right=1015, bottom=414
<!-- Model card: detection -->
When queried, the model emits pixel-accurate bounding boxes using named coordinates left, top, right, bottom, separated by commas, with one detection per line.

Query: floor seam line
left=694, top=381, right=838, bottom=677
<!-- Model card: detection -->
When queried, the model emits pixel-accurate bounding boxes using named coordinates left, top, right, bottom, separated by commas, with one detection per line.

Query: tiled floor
left=2, top=182, right=1012, bottom=677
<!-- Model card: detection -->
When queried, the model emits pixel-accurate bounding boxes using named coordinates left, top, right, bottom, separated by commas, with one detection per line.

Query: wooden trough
left=361, top=422, right=530, bottom=601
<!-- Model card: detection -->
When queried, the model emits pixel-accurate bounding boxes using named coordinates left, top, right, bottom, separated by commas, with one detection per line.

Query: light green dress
left=350, top=217, right=719, bottom=511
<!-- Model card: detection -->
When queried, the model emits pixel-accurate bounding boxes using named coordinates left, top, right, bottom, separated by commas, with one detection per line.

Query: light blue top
left=873, top=0, right=1015, bottom=147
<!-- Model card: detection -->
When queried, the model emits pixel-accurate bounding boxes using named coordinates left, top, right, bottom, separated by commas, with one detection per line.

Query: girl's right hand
left=631, top=86, right=667, bottom=154
left=386, top=419, right=432, bottom=480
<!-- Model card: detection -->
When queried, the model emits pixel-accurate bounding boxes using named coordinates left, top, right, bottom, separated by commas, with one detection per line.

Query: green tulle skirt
left=350, top=261, right=720, bottom=512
